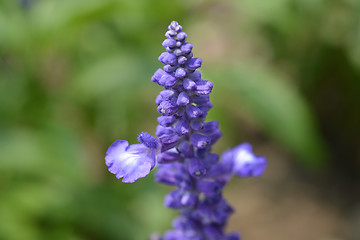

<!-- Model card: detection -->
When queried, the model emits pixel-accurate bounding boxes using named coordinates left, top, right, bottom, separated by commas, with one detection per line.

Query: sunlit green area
left=1, top=0, right=360, bottom=239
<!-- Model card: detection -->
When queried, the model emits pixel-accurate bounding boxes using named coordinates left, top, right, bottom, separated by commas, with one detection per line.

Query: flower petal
left=105, top=141, right=156, bottom=183
left=232, top=143, right=267, bottom=178
left=105, top=140, right=129, bottom=167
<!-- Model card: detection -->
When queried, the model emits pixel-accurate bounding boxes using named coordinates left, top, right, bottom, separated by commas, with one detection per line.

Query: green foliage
left=207, top=64, right=327, bottom=167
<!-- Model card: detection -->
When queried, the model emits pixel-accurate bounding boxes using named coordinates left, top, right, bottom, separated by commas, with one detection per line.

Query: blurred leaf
left=68, top=53, right=141, bottom=102
left=207, top=64, right=327, bottom=167
left=30, top=0, right=119, bottom=38
left=0, top=127, right=85, bottom=182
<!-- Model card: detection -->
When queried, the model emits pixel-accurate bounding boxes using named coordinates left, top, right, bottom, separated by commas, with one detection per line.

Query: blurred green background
left=1, top=0, right=360, bottom=239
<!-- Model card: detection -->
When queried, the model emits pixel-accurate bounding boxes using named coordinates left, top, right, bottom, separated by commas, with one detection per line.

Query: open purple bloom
left=105, top=132, right=159, bottom=183
left=231, top=143, right=267, bottom=178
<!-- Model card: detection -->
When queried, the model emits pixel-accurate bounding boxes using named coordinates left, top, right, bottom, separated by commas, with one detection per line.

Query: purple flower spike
left=232, top=143, right=267, bottom=178
left=105, top=140, right=157, bottom=183
left=106, top=21, right=267, bottom=239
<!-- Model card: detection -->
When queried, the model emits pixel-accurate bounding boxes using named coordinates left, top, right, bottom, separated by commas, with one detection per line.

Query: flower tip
left=168, top=21, right=182, bottom=32
left=170, top=20, right=179, bottom=26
